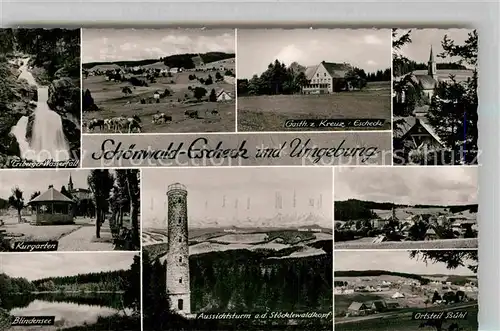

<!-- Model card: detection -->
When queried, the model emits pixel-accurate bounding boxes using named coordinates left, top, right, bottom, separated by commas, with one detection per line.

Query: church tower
left=68, top=174, right=74, bottom=192
left=428, top=45, right=437, bottom=79
left=165, top=183, right=191, bottom=315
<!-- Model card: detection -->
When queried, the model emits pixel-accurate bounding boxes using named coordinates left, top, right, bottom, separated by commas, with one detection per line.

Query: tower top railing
left=168, top=183, right=187, bottom=192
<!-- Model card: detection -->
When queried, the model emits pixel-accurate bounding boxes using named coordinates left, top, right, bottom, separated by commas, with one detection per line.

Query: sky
left=237, top=29, right=391, bottom=79
left=394, top=28, right=475, bottom=65
left=142, top=167, right=332, bottom=229
left=0, top=252, right=136, bottom=281
left=0, top=169, right=93, bottom=202
left=335, top=250, right=475, bottom=276
left=82, top=28, right=235, bottom=63
left=334, top=166, right=477, bottom=205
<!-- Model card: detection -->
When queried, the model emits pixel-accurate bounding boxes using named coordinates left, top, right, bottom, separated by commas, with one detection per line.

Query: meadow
left=335, top=238, right=478, bottom=250
left=335, top=304, right=478, bottom=331
left=83, top=71, right=235, bottom=133
left=237, top=81, right=391, bottom=132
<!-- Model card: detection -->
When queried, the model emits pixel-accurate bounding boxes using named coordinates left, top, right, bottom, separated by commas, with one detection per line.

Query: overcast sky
left=237, top=29, right=391, bottom=79
left=0, top=252, right=136, bottom=281
left=0, top=170, right=93, bottom=202
left=394, top=28, right=475, bottom=65
left=142, top=167, right=332, bottom=229
left=335, top=250, right=475, bottom=276
left=82, top=28, right=235, bottom=63
left=334, top=167, right=477, bottom=205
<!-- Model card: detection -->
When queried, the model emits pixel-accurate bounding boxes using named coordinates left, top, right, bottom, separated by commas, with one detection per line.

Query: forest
left=334, top=199, right=478, bottom=221
left=0, top=28, right=81, bottom=165
left=142, top=244, right=333, bottom=331
left=82, top=52, right=235, bottom=69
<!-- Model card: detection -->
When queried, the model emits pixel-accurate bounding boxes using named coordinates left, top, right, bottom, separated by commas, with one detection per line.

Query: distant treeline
left=82, top=52, right=235, bottom=70
left=33, top=269, right=129, bottom=288
left=335, top=199, right=478, bottom=221
left=334, top=270, right=431, bottom=285
left=395, top=60, right=468, bottom=77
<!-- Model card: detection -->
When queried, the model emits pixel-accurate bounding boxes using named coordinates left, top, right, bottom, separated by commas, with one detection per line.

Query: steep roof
left=305, top=65, right=318, bottom=80
left=348, top=302, right=367, bottom=311
left=30, top=186, right=73, bottom=203
left=321, top=61, right=351, bottom=78
left=394, top=116, right=444, bottom=146
left=411, top=74, right=438, bottom=90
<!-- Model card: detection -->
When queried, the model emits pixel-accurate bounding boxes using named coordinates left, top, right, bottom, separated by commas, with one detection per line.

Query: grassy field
left=238, top=82, right=391, bottom=132
left=335, top=238, right=478, bottom=250
left=83, top=72, right=235, bottom=133
left=335, top=305, right=478, bottom=331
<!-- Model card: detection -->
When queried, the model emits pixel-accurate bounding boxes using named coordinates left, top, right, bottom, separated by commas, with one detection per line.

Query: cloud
left=334, top=167, right=477, bottom=205
left=120, top=42, right=137, bottom=51
left=274, top=44, right=306, bottom=65
left=366, top=60, right=377, bottom=66
left=363, top=34, right=383, bottom=45
left=161, top=35, right=192, bottom=45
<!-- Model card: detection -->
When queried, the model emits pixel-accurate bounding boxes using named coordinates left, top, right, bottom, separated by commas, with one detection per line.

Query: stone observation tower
left=166, top=183, right=191, bottom=315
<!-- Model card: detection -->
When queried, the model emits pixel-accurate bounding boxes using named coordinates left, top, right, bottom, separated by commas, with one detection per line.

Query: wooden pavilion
left=29, top=185, right=75, bottom=225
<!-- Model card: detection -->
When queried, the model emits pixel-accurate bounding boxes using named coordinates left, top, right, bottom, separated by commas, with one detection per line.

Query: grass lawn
left=334, top=238, right=478, bottom=250
left=83, top=73, right=235, bottom=133
left=335, top=305, right=478, bottom=331
left=237, top=83, right=391, bottom=132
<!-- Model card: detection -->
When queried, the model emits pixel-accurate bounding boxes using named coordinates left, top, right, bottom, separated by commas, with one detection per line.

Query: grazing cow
left=184, top=110, right=199, bottom=118
left=126, top=115, right=142, bottom=133
left=88, top=118, right=105, bottom=132
left=211, top=110, right=219, bottom=116
left=152, top=112, right=172, bottom=124
left=140, top=98, right=146, bottom=104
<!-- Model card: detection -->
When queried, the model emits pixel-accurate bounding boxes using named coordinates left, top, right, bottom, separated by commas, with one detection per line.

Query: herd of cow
left=84, top=109, right=220, bottom=133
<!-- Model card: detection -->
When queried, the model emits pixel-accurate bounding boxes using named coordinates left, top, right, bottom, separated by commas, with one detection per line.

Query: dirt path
left=58, top=222, right=113, bottom=251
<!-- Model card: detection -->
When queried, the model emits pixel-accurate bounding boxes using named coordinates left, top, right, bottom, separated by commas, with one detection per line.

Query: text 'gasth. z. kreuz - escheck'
left=91, top=137, right=379, bottom=164
left=284, top=119, right=385, bottom=129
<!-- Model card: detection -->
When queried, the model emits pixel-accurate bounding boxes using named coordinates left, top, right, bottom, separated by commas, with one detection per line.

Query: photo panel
left=0, top=169, right=141, bottom=252
left=0, top=252, right=140, bottom=330
left=334, top=166, right=478, bottom=250
left=0, top=28, right=81, bottom=168
left=141, top=167, right=333, bottom=330
left=236, top=28, right=392, bottom=132
left=82, top=28, right=236, bottom=134
left=392, top=28, right=478, bottom=166
left=334, top=249, right=478, bottom=330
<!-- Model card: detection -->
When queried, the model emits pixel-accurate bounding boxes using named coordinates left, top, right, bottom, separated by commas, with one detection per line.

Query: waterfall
left=10, top=57, right=70, bottom=162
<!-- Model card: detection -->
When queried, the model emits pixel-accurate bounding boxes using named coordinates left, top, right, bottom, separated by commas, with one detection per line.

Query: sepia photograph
left=0, top=169, right=140, bottom=252
left=0, top=252, right=140, bottom=331
left=0, top=28, right=81, bottom=167
left=141, top=167, right=333, bottom=330
left=392, top=28, right=478, bottom=165
left=82, top=28, right=236, bottom=134
left=334, top=167, right=478, bottom=249
left=237, top=29, right=391, bottom=131
left=334, top=249, right=478, bottom=331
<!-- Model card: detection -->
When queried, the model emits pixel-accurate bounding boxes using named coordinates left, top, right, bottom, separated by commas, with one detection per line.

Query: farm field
left=334, top=304, right=478, bottom=331
left=83, top=72, right=236, bottom=133
left=335, top=238, right=478, bottom=250
left=237, top=82, right=391, bottom=132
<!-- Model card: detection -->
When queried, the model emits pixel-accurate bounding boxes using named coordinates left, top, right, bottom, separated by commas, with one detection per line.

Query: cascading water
left=10, top=57, right=70, bottom=162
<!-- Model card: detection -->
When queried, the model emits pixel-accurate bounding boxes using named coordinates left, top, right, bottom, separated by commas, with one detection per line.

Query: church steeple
left=428, top=45, right=437, bottom=79
left=68, top=174, right=74, bottom=192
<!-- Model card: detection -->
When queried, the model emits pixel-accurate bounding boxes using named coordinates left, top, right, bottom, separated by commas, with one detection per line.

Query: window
left=316, top=73, right=319, bottom=77
left=178, top=218, right=182, bottom=225
left=179, top=238, right=182, bottom=243
left=179, top=278, right=183, bottom=284
left=179, top=257, right=182, bottom=263
left=178, top=299, right=183, bottom=311
left=324, top=73, right=326, bottom=77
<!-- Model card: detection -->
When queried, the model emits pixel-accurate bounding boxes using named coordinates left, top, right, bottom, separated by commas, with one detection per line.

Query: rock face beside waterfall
left=26, top=77, right=81, bottom=159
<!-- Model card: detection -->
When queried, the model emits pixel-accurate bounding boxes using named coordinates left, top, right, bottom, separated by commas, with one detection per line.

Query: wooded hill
left=335, top=199, right=478, bottom=221
left=334, top=270, right=431, bottom=285
left=82, top=52, right=235, bottom=69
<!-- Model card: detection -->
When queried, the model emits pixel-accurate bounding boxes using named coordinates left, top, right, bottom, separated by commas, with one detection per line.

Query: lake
left=3, top=293, right=132, bottom=330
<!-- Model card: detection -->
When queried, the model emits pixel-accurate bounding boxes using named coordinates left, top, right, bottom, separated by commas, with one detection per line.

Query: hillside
left=334, top=270, right=431, bottom=284
left=82, top=52, right=235, bottom=69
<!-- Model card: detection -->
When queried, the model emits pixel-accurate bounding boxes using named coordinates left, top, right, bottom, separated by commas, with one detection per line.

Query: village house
left=393, top=116, right=445, bottom=153
left=347, top=302, right=369, bottom=316
left=301, top=61, right=351, bottom=94
left=216, top=89, right=233, bottom=102
left=424, top=228, right=438, bottom=240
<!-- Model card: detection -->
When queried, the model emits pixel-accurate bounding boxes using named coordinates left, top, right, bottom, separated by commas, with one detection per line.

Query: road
left=335, top=303, right=478, bottom=325
left=58, top=222, right=114, bottom=251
